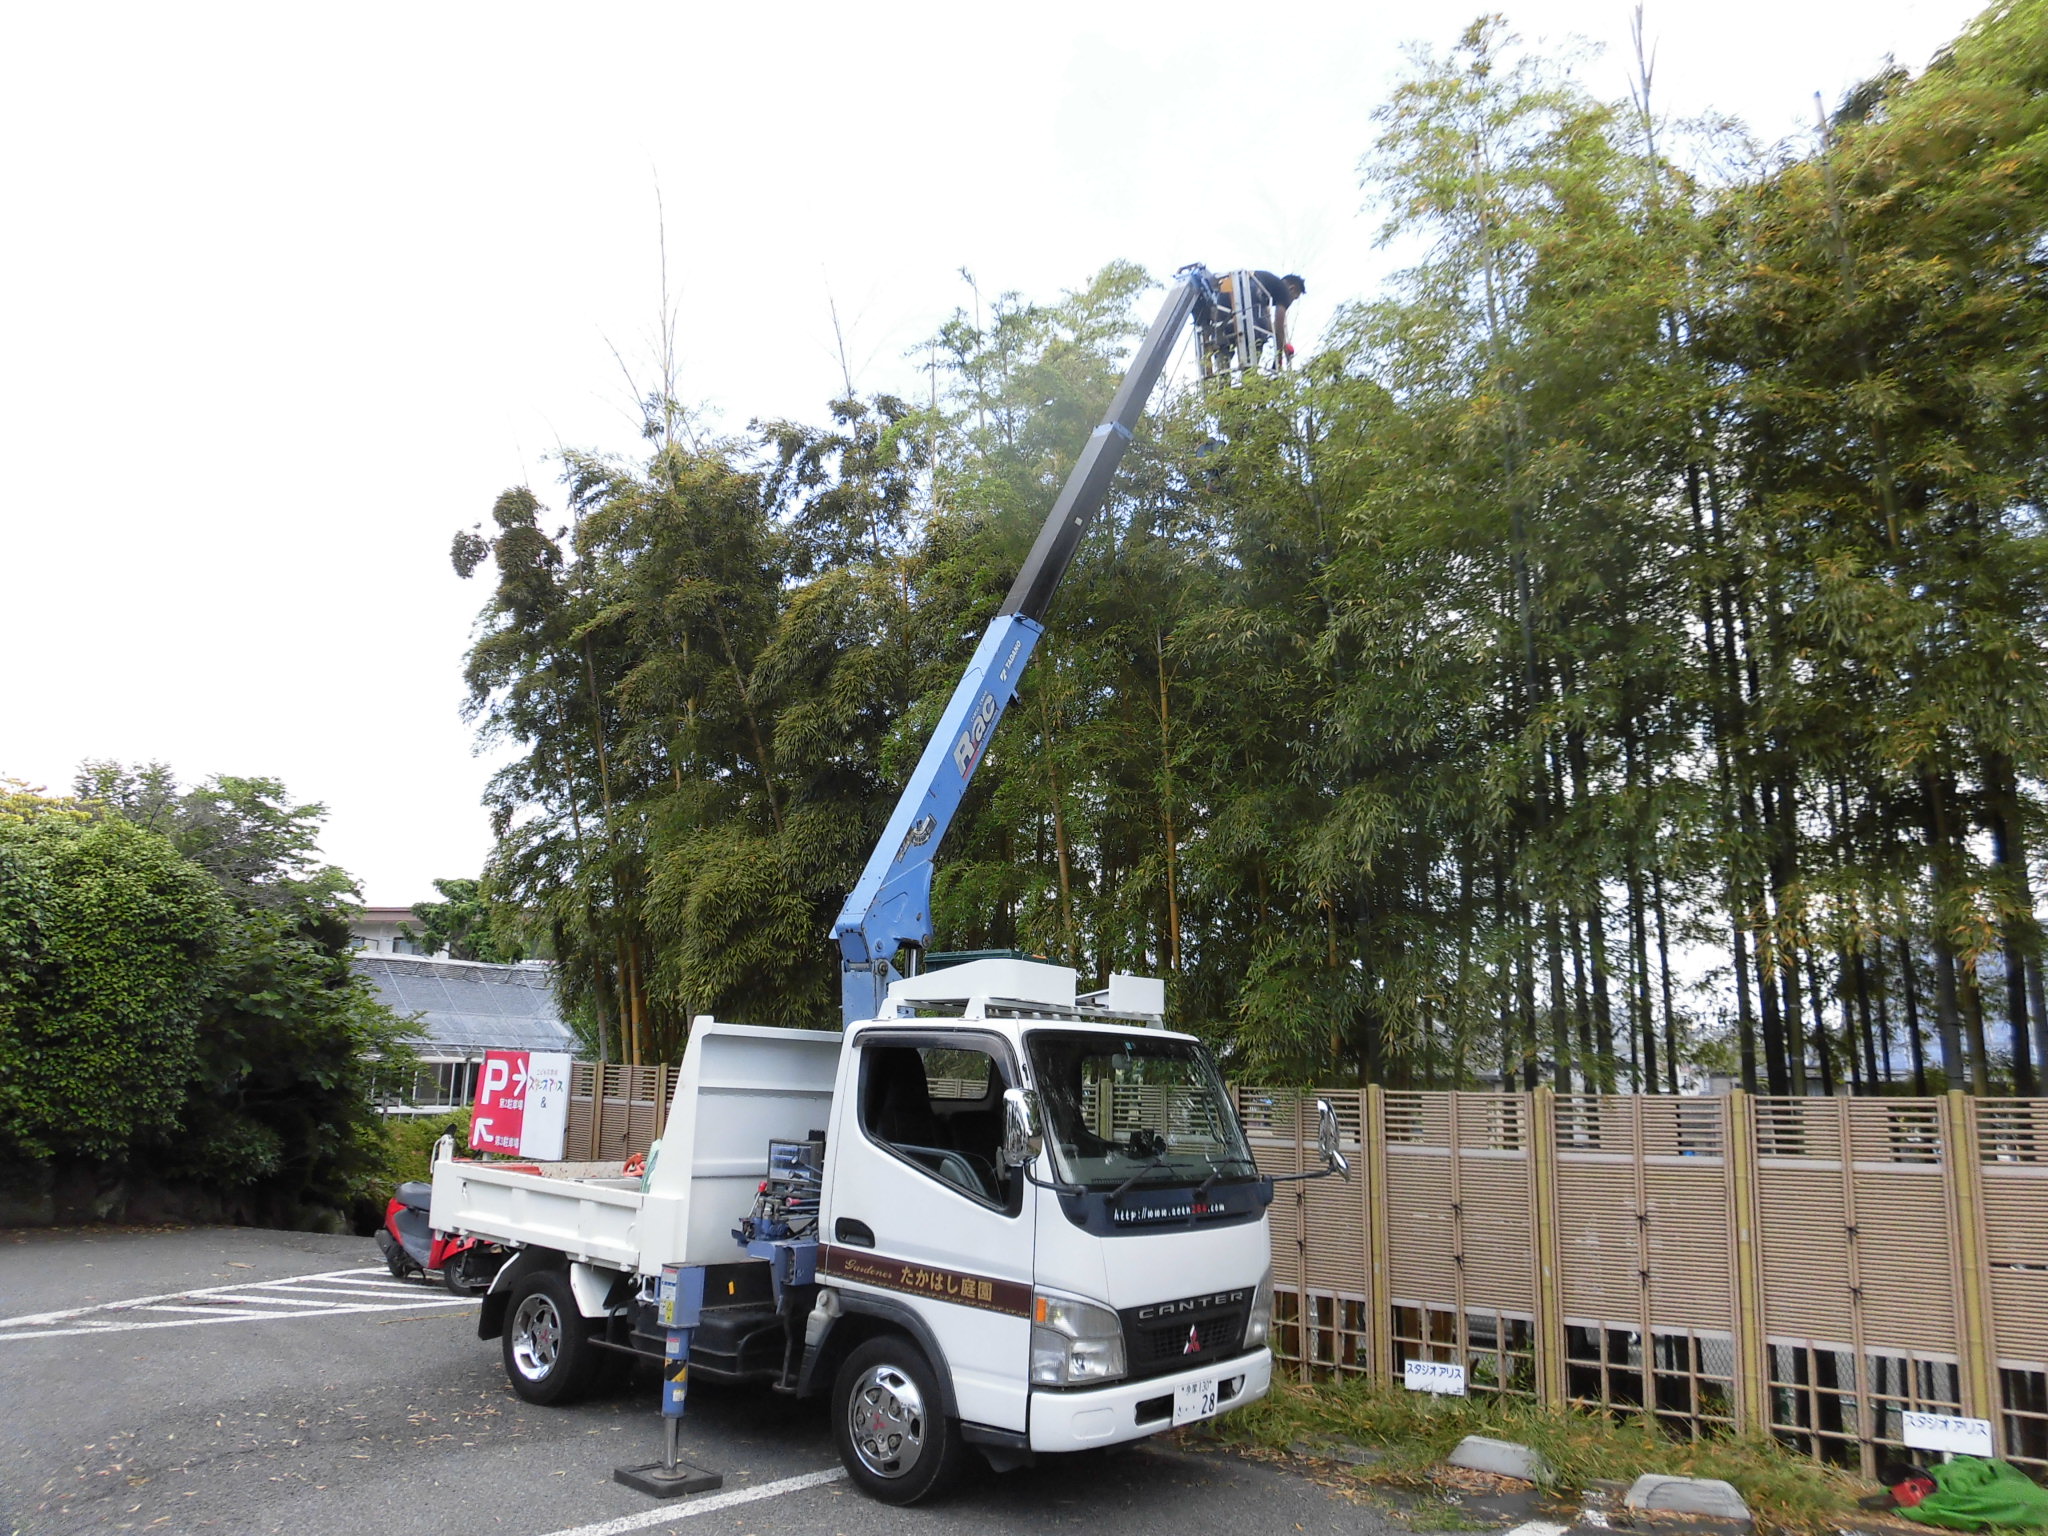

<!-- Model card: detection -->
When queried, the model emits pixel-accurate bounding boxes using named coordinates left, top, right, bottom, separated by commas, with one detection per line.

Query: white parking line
left=539, top=1467, right=849, bottom=1536
left=291, top=1277, right=421, bottom=1290
left=140, top=1304, right=292, bottom=1316
left=256, top=1284, right=429, bottom=1300
left=1503, top=1521, right=1570, bottom=1536
left=0, top=1266, right=397, bottom=1329
left=0, top=1266, right=477, bottom=1342
left=0, top=1296, right=475, bottom=1342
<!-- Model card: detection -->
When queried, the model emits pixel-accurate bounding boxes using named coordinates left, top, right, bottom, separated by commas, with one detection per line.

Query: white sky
left=1, top=0, right=1985, bottom=906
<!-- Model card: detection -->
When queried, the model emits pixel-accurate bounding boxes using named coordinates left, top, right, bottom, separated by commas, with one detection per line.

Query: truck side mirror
left=1315, top=1098, right=1352, bottom=1181
left=1001, top=1088, right=1044, bottom=1167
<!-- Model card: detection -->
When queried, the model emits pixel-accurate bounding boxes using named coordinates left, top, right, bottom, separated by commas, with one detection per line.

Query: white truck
left=432, top=270, right=1346, bottom=1501
left=431, top=957, right=1346, bottom=1502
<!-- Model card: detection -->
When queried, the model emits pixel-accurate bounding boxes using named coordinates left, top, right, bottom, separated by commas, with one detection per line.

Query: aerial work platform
left=1184, top=265, right=1303, bottom=380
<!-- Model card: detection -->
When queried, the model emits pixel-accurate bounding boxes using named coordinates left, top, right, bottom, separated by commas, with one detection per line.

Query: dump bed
left=430, top=1020, right=842, bottom=1274
left=428, top=1159, right=661, bottom=1269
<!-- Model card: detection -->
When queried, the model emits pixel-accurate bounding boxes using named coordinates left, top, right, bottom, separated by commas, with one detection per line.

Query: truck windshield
left=1024, top=1031, right=1257, bottom=1193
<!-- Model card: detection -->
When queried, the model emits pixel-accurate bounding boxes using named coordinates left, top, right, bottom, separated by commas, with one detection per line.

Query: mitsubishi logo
left=1184, top=1324, right=1202, bottom=1355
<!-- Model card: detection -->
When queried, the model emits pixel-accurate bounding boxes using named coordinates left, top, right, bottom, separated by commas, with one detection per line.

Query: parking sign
left=469, top=1050, right=570, bottom=1160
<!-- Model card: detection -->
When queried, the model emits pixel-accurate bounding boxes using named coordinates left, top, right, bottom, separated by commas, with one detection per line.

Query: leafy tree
left=1713, top=0, right=2048, bottom=1091
left=0, top=812, right=229, bottom=1160
left=168, top=904, right=410, bottom=1211
left=410, top=877, right=527, bottom=963
left=1, top=764, right=414, bottom=1223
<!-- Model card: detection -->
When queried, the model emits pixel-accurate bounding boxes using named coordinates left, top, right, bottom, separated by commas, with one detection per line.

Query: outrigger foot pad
left=613, top=1462, right=724, bottom=1498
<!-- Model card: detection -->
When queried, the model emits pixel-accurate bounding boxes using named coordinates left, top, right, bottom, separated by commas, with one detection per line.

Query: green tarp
left=1905, top=1458, right=2048, bottom=1532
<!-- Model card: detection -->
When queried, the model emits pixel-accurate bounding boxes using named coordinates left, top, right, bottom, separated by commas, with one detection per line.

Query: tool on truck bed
left=735, top=1135, right=824, bottom=1244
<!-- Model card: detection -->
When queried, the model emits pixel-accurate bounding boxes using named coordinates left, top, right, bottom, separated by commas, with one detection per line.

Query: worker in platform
left=1197, top=270, right=1305, bottom=376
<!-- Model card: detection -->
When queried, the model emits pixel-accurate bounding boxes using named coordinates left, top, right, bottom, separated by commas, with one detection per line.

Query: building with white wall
left=353, top=951, right=577, bottom=1114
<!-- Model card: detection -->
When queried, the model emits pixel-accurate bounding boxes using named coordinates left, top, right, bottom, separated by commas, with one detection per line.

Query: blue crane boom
left=832, top=270, right=1204, bottom=1025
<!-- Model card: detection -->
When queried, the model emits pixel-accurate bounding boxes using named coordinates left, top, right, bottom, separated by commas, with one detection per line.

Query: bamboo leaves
left=451, top=3, right=2048, bottom=1092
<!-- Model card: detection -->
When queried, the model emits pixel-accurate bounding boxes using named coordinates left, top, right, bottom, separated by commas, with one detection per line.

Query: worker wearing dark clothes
left=1195, top=269, right=1306, bottom=375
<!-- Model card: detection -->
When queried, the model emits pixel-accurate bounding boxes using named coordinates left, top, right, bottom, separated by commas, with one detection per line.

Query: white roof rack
left=880, top=958, right=1166, bottom=1027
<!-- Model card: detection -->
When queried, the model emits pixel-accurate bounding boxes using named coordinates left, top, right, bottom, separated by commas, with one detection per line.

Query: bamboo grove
left=452, top=4, right=2048, bottom=1095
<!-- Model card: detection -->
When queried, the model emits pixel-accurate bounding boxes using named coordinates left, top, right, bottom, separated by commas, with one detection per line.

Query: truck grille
left=1118, top=1291, right=1251, bottom=1381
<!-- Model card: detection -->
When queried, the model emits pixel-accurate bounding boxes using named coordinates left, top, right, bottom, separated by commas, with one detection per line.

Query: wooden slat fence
left=562, top=1062, right=677, bottom=1165
left=1239, top=1085, right=2048, bottom=1479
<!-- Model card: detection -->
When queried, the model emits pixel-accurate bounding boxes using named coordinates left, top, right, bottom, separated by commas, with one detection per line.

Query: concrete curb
left=1626, top=1474, right=1752, bottom=1524
left=1572, top=1474, right=1754, bottom=1536
left=1449, top=1435, right=1552, bottom=1484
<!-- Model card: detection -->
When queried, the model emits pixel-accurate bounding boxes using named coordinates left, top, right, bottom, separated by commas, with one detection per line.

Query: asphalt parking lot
left=0, top=1226, right=1404, bottom=1536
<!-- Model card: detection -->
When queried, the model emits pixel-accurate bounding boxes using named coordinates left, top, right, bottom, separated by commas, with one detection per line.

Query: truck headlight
left=1030, top=1290, right=1126, bottom=1386
left=1242, top=1268, right=1274, bottom=1350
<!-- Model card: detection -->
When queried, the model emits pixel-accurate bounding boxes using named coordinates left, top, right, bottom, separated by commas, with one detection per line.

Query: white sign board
left=1902, top=1411, right=1993, bottom=1458
left=1404, top=1360, right=1467, bottom=1396
left=518, top=1051, right=571, bottom=1161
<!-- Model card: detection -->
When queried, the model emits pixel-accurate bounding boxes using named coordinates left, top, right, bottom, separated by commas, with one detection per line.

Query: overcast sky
left=1, top=0, right=1986, bottom=906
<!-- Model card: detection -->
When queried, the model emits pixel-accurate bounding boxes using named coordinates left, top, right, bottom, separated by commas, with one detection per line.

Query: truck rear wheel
left=502, top=1270, right=599, bottom=1405
left=831, top=1336, right=967, bottom=1505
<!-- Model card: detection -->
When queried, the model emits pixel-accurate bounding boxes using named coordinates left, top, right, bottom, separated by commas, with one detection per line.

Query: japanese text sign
left=469, top=1049, right=571, bottom=1161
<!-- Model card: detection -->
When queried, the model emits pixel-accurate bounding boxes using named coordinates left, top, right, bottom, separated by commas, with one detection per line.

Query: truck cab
left=812, top=958, right=1276, bottom=1498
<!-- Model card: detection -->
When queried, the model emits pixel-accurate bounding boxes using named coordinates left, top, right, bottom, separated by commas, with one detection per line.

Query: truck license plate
left=1173, top=1378, right=1219, bottom=1425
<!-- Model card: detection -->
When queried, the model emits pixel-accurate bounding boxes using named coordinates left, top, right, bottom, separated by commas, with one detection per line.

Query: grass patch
left=1391, top=1494, right=1503, bottom=1531
left=1211, top=1378, right=1872, bottom=1534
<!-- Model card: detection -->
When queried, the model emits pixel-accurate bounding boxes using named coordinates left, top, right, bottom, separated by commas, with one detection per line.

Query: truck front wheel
left=831, top=1336, right=966, bottom=1504
left=502, top=1270, right=599, bottom=1405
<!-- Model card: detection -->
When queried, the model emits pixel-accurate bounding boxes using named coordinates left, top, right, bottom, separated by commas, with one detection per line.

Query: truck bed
left=430, top=1020, right=842, bottom=1275
left=429, top=1160, right=677, bottom=1271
